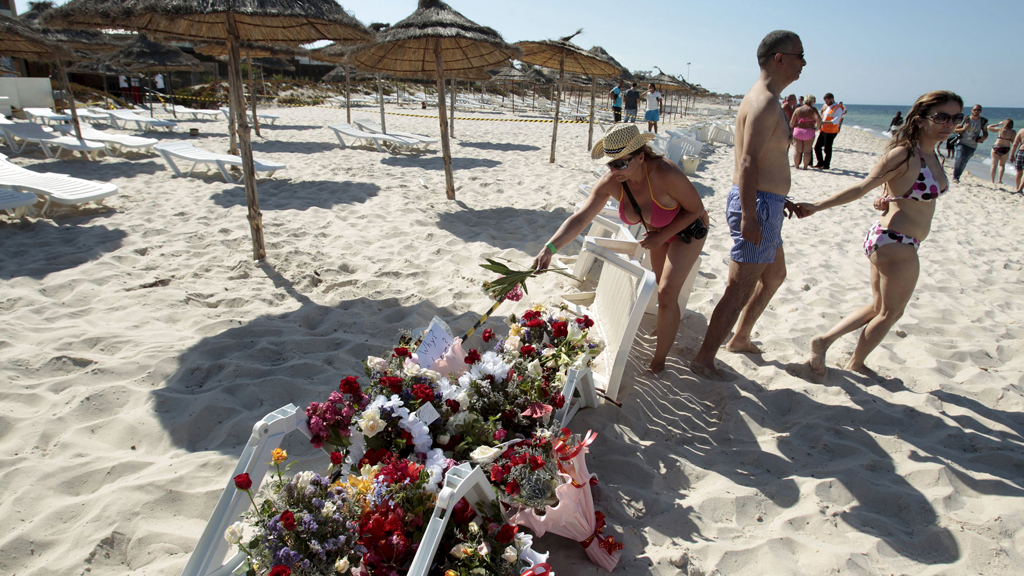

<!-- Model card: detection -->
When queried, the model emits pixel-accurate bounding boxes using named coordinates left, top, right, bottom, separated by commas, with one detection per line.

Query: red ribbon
left=554, top=430, right=597, bottom=462
left=521, top=563, right=553, bottom=576
left=577, top=511, right=621, bottom=555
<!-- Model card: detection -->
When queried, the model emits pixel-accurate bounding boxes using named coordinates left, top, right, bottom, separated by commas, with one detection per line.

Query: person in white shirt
left=154, top=73, right=165, bottom=94
left=644, top=83, right=662, bottom=133
left=118, top=75, right=128, bottom=101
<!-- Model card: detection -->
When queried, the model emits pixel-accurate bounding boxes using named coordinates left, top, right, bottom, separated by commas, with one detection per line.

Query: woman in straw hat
left=533, top=124, right=708, bottom=373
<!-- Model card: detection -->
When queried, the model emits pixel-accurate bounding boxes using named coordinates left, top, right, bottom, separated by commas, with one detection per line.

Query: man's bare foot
left=689, top=359, right=722, bottom=380
left=725, top=336, right=762, bottom=354
left=647, top=359, right=666, bottom=374
left=808, top=336, right=829, bottom=377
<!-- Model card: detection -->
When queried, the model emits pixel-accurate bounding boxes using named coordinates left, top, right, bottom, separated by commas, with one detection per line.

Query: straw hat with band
left=591, top=123, right=655, bottom=162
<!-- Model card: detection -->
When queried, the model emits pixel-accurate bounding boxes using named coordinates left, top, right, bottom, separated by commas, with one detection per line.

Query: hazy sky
left=17, top=0, right=1024, bottom=107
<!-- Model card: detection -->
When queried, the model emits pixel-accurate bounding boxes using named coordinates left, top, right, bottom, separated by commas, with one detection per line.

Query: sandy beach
left=2, top=103, right=1023, bottom=576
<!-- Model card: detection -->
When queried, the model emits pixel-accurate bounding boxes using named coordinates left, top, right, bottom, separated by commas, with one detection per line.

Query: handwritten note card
left=415, top=316, right=455, bottom=368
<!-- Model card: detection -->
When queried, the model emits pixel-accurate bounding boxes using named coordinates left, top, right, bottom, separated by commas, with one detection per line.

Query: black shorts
left=612, top=106, right=622, bottom=122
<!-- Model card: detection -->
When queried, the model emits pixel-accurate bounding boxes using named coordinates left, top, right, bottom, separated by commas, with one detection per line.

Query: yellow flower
left=271, top=448, right=288, bottom=464
left=508, top=324, right=522, bottom=338
left=347, top=474, right=373, bottom=494
left=445, top=571, right=458, bottom=576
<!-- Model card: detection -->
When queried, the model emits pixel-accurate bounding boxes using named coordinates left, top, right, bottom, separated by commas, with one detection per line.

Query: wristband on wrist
left=545, top=241, right=558, bottom=255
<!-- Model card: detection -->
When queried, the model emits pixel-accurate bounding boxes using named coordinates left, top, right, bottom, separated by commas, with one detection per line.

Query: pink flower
left=504, top=284, right=524, bottom=302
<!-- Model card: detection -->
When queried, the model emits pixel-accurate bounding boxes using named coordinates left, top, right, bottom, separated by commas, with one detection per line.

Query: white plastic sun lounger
left=164, top=104, right=222, bottom=120
left=23, top=107, right=72, bottom=125
left=559, top=237, right=657, bottom=403
left=327, top=124, right=420, bottom=153
left=52, top=124, right=157, bottom=156
left=153, top=141, right=285, bottom=183
left=219, top=107, right=278, bottom=125
left=352, top=119, right=437, bottom=150
left=0, top=187, right=38, bottom=218
left=104, top=109, right=177, bottom=132
left=0, top=122, right=107, bottom=159
left=0, top=153, right=118, bottom=215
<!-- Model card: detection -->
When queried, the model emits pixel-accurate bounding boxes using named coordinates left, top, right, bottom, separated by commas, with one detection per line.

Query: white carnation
left=366, top=356, right=389, bottom=373
left=224, top=521, right=243, bottom=545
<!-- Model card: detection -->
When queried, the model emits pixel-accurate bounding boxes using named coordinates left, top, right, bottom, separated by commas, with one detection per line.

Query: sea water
left=839, top=104, right=1024, bottom=181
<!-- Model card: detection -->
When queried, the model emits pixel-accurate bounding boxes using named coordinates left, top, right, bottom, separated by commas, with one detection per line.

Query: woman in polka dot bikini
left=793, top=91, right=963, bottom=377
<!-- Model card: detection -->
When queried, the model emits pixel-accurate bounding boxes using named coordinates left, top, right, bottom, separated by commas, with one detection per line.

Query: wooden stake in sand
left=246, top=50, right=260, bottom=137
left=434, top=40, right=455, bottom=200
left=345, top=64, right=351, bottom=124
left=226, top=15, right=265, bottom=260
left=549, top=52, right=564, bottom=163
left=376, top=73, right=387, bottom=134
left=587, top=75, right=596, bottom=151
left=449, top=77, right=456, bottom=138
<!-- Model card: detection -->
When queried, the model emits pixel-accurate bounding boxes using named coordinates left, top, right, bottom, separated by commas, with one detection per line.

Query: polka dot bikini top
left=895, top=146, right=948, bottom=202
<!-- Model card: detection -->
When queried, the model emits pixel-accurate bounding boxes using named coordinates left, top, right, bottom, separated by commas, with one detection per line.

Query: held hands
left=791, top=202, right=818, bottom=218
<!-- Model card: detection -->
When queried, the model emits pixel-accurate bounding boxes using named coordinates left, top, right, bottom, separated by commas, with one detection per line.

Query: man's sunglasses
left=775, top=51, right=805, bottom=60
left=607, top=155, right=638, bottom=170
left=926, top=112, right=965, bottom=125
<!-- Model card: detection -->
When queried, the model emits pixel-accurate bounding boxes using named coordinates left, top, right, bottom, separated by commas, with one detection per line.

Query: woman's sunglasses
left=607, top=155, right=637, bottom=170
left=926, top=112, right=965, bottom=125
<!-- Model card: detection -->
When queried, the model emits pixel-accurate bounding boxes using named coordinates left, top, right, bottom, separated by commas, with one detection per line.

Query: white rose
left=334, top=557, right=350, bottom=573
left=477, top=542, right=491, bottom=557
left=469, top=445, right=502, bottom=464
left=503, top=335, right=521, bottom=353
left=224, top=521, right=243, bottom=544
left=358, top=409, right=385, bottom=438
left=420, top=368, right=441, bottom=382
left=455, top=391, right=471, bottom=411
left=437, top=434, right=450, bottom=445
left=467, top=521, right=479, bottom=534
left=366, top=356, right=388, bottom=373
left=527, top=359, right=542, bottom=378
left=450, top=542, right=473, bottom=559
left=403, top=358, right=423, bottom=378
left=501, top=546, right=518, bottom=563
left=322, top=501, right=336, bottom=517
left=294, top=470, right=316, bottom=491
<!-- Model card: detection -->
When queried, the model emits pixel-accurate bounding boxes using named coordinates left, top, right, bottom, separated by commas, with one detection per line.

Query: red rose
left=495, top=523, right=518, bottom=544
left=330, top=451, right=344, bottom=465
left=525, top=318, right=544, bottom=329
left=490, top=464, right=505, bottom=483
left=551, top=393, right=565, bottom=409
left=551, top=320, right=568, bottom=338
left=529, top=455, right=545, bottom=471
left=339, top=376, right=361, bottom=395
left=360, top=448, right=391, bottom=467
left=451, top=497, right=476, bottom=525
left=522, top=310, right=541, bottom=320
left=233, top=473, right=252, bottom=491
left=268, top=566, right=291, bottom=576
left=520, top=345, right=536, bottom=356
left=464, top=349, right=481, bottom=364
left=505, top=479, right=520, bottom=496
left=481, top=329, right=495, bottom=343
left=380, top=376, right=404, bottom=393
left=393, top=347, right=410, bottom=358
left=577, top=315, right=594, bottom=328
left=412, top=383, right=435, bottom=403
left=445, top=399, right=461, bottom=414
left=494, top=428, right=507, bottom=441
left=279, top=510, right=296, bottom=531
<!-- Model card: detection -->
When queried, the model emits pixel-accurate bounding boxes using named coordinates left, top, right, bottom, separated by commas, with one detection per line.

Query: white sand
left=2, top=103, right=1023, bottom=576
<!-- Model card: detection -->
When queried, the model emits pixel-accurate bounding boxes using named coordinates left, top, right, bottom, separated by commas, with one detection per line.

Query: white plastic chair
left=22, top=107, right=72, bottom=125
left=0, top=122, right=106, bottom=159
left=153, top=141, right=285, bottom=183
left=560, top=238, right=657, bottom=402
left=219, top=107, right=278, bottom=125
left=353, top=118, right=437, bottom=150
left=164, top=104, right=222, bottom=120
left=52, top=124, right=157, bottom=156
left=328, top=123, right=420, bottom=153
left=0, top=152, right=117, bottom=215
left=104, top=109, right=177, bottom=132
left=0, top=187, right=38, bottom=217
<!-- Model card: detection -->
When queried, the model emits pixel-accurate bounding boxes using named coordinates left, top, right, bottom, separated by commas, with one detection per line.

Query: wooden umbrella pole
left=227, top=50, right=238, bottom=155
left=376, top=74, right=386, bottom=133
left=345, top=65, right=351, bottom=124
left=587, top=76, right=597, bottom=150
left=549, top=52, right=565, bottom=163
left=227, top=14, right=265, bottom=261
left=434, top=40, right=455, bottom=200
left=166, top=68, right=177, bottom=119
left=511, top=80, right=515, bottom=114
left=246, top=51, right=261, bottom=137
left=449, top=77, right=455, bottom=138
left=55, top=60, right=83, bottom=141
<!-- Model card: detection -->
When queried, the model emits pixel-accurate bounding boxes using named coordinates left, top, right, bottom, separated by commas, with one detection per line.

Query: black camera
left=676, top=218, right=708, bottom=244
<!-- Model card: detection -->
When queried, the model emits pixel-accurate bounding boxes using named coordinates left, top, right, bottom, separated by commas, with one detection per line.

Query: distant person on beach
left=623, top=82, right=641, bottom=123
left=798, top=95, right=804, bottom=107
left=118, top=75, right=128, bottom=101
left=951, top=104, right=987, bottom=183
left=533, top=124, right=707, bottom=373
left=888, top=111, right=903, bottom=133
left=690, top=30, right=804, bottom=379
left=782, top=94, right=797, bottom=121
left=941, top=133, right=958, bottom=164
left=813, top=93, right=845, bottom=169
left=987, top=119, right=1015, bottom=185
left=790, top=94, right=821, bottom=169
left=154, top=73, right=165, bottom=95
left=794, top=91, right=963, bottom=376
left=1012, top=127, right=1024, bottom=193
left=610, top=80, right=624, bottom=124
left=645, top=83, right=662, bottom=133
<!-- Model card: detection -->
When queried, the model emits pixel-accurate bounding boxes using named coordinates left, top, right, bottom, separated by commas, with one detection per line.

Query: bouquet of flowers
left=468, top=430, right=562, bottom=511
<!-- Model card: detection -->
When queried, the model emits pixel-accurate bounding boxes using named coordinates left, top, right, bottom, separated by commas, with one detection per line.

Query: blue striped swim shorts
left=726, top=185, right=786, bottom=264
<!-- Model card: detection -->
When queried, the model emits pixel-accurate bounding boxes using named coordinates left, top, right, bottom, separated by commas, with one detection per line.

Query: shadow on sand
left=0, top=221, right=126, bottom=280
left=209, top=180, right=380, bottom=211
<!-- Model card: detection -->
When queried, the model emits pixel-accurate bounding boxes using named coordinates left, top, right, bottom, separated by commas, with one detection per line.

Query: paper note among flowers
left=414, top=316, right=456, bottom=368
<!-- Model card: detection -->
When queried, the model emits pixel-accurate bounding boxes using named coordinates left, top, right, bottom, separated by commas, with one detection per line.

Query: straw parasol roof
left=649, top=68, right=693, bottom=93
left=195, top=41, right=309, bottom=59
left=43, top=0, right=372, bottom=45
left=0, top=13, right=69, bottom=60
left=588, top=46, right=633, bottom=81
left=346, top=0, right=522, bottom=200
left=515, top=32, right=619, bottom=77
left=67, top=58, right=133, bottom=76
left=21, top=0, right=126, bottom=53
left=490, top=67, right=529, bottom=82
left=104, top=34, right=204, bottom=72
left=252, top=57, right=295, bottom=71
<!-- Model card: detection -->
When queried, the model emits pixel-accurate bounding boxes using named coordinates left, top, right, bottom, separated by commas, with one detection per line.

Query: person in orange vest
left=813, top=93, right=845, bottom=169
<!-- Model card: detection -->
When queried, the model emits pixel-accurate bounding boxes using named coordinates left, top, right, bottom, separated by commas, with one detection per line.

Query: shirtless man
left=690, top=30, right=805, bottom=379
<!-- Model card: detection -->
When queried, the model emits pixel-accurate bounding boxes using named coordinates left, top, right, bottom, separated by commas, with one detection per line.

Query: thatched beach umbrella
left=649, top=67, right=693, bottom=121
left=67, top=58, right=133, bottom=107
left=198, top=42, right=308, bottom=135
left=347, top=0, right=521, bottom=200
left=515, top=31, right=619, bottom=162
left=589, top=46, right=633, bottom=82
left=314, top=44, right=363, bottom=127
left=44, top=0, right=372, bottom=262
left=102, top=34, right=204, bottom=119
left=490, top=66, right=528, bottom=113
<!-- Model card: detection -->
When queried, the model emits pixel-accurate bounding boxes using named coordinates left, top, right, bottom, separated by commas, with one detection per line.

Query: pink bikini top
left=618, top=163, right=680, bottom=228
left=891, top=146, right=948, bottom=202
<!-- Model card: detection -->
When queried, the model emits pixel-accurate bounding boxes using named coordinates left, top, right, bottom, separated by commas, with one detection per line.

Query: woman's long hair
left=887, top=91, right=963, bottom=173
